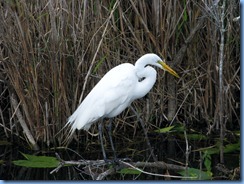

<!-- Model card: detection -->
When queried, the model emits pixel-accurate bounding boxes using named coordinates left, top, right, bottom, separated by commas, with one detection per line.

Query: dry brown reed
left=0, top=0, right=240, bottom=155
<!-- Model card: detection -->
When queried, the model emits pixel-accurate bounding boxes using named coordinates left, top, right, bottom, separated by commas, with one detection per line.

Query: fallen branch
left=50, top=153, right=196, bottom=180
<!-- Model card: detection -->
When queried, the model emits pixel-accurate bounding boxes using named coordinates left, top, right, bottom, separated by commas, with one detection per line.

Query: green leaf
left=195, top=146, right=219, bottom=155
left=172, top=124, right=185, bottom=132
left=117, top=168, right=141, bottom=175
left=188, top=134, right=207, bottom=140
left=196, top=141, right=240, bottom=155
left=13, top=153, right=59, bottom=168
left=204, top=157, right=211, bottom=172
left=233, top=131, right=240, bottom=137
left=203, top=151, right=212, bottom=172
left=155, top=124, right=185, bottom=134
left=178, top=167, right=212, bottom=180
left=155, top=125, right=175, bottom=133
left=224, top=142, right=240, bottom=153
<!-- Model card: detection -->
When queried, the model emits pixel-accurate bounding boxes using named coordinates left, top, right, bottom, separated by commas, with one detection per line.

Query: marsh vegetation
left=0, top=0, right=240, bottom=180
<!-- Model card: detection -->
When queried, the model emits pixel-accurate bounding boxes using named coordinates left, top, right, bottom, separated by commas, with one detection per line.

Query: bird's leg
left=106, top=119, right=117, bottom=160
left=106, top=119, right=131, bottom=164
left=98, top=121, right=107, bottom=161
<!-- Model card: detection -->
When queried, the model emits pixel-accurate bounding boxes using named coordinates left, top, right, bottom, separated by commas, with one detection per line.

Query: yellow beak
left=158, top=61, right=179, bottom=78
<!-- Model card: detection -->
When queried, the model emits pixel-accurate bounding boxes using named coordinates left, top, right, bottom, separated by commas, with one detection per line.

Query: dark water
left=0, top=132, right=240, bottom=180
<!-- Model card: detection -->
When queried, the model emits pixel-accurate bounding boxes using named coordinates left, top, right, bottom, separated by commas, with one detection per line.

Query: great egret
left=66, top=53, right=179, bottom=160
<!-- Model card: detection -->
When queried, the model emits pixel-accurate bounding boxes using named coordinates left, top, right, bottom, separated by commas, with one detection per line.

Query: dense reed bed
left=0, top=0, right=240, bottom=167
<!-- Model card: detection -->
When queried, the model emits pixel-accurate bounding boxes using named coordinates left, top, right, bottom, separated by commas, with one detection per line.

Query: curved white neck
left=133, top=66, right=157, bottom=100
left=132, top=53, right=161, bottom=100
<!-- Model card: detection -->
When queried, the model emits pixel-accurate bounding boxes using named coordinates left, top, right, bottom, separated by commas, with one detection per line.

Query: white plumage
left=66, top=53, right=179, bottom=136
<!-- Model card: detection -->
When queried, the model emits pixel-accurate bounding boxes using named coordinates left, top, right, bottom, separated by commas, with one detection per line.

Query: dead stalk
left=218, top=0, right=226, bottom=164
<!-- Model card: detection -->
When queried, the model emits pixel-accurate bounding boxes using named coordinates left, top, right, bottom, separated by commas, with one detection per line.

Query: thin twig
left=184, top=129, right=190, bottom=177
left=120, top=160, right=196, bottom=179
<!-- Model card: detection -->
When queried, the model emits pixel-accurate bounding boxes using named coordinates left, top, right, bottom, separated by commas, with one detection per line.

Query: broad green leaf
left=13, top=153, right=59, bottom=168
left=178, top=167, right=212, bottom=180
left=118, top=168, right=141, bottom=175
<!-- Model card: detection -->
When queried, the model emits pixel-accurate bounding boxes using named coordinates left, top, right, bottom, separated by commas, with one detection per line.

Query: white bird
left=66, top=53, right=179, bottom=159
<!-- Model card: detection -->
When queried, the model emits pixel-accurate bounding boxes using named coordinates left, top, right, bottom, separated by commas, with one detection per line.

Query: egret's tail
left=62, top=103, right=98, bottom=145
left=62, top=116, right=77, bottom=145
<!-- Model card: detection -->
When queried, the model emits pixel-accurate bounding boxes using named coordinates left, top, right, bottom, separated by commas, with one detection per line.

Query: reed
left=0, top=0, right=240, bottom=154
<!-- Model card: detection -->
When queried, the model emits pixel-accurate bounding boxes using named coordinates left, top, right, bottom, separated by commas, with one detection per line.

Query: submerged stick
left=50, top=153, right=195, bottom=180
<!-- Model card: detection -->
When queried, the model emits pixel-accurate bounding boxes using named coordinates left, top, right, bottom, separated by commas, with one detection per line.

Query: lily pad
left=13, top=153, right=59, bottom=168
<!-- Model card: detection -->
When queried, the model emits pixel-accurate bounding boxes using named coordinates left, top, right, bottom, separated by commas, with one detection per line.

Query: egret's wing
left=67, top=63, right=136, bottom=132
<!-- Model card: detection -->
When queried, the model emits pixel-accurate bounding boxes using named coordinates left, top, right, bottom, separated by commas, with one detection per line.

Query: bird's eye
left=138, top=77, right=145, bottom=82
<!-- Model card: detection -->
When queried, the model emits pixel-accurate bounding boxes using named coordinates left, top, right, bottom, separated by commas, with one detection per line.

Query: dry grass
left=0, top=0, right=240, bottom=152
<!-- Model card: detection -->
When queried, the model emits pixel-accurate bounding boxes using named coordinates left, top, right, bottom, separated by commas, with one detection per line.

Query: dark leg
left=98, top=120, right=107, bottom=161
left=106, top=119, right=117, bottom=160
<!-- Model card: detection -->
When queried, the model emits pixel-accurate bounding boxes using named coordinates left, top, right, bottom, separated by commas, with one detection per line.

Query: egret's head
left=148, top=53, right=179, bottom=78
left=156, top=59, right=179, bottom=78
left=136, top=53, right=180, bottom=78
